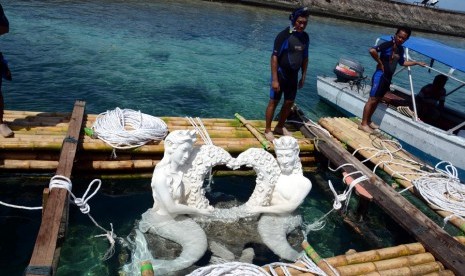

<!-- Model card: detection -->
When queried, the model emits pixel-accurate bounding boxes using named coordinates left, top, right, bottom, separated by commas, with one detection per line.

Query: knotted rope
left=48, top=175, right=119, bottom=260
left=0, top=175, right=119, bottom=261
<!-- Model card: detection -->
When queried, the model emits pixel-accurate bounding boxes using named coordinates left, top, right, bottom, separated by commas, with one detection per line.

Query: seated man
left=416, top=74, right=448, bottom=125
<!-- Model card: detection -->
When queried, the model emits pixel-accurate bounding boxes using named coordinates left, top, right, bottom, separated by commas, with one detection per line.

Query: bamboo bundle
left=319, top=117, right=424, bottom=182
left=0, top=141, right=63, bottom=150
left=4, top=110, right=71, bottom=117
left=335, top=253, right=436, bottom=275
left=422, top=270, right=455, bottom=276
left=325, top=243, right=426, bottom=267
left=1, top=111, right=315, bottom=173
left=0, top=152, right=59, bottom=161
left=319, top=117, right=465, bottom=233
left=1, top=134, right=65, bottom=143
left=367, top=261, right=446, bottom=275
left=0, top=159, right=58, bottom=170
left=8, top=128, right=68, bottom=135
left=80, top=138, right=314, bottom=154
left=76, top=159, right=158, bottom=170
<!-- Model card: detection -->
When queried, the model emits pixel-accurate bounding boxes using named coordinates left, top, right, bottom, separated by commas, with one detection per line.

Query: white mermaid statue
left=251, top=136, right=312, bottom=261
left=123, top=130, right=213, bottom=275
left=123, top=132, right=312, bottom=275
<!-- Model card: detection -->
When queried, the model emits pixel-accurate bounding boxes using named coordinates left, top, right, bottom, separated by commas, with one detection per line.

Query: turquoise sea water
left=1, top=0, right=464, bottom=275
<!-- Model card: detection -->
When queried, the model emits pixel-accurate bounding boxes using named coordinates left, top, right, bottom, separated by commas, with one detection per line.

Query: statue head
left=162, top=130, right=197, bottom=167
left=273, top=136, right=302, bottom=175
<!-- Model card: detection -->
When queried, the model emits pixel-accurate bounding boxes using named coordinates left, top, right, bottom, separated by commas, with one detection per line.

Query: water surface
left=1, top=0, right=464, bottom=275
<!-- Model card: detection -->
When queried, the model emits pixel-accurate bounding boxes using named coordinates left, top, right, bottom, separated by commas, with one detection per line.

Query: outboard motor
left=333, top=57, right=364, bottom=82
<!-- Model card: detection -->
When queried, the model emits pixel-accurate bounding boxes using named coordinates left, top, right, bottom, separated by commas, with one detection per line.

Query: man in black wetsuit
left=264, top=7, right=310, bottom=142
left=359, top=26, right=425, bottom=134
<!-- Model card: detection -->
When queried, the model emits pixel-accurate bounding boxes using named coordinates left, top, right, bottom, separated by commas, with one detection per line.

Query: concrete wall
left=234, top=0, right=465, bottom=37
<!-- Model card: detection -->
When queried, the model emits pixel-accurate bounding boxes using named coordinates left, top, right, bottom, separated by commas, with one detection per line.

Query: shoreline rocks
left=219, top=0, right=465, bottom=37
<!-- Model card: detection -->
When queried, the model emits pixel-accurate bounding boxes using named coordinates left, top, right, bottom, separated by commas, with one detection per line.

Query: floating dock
left=2, top=104, right=465, bottom=275
left=267, top=237, right=465, bottom=276
left=318, top=117, right=465, bottom=233
left=0, top=109, right=316, bottom=178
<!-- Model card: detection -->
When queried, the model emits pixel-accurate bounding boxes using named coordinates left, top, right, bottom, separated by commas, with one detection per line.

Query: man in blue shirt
left=359, top=26, right=425, bottom=134
left=264, top=7, right=310, bottom=142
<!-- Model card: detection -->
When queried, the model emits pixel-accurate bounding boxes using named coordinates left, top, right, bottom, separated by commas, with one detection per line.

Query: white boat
left=317, top=36, right=465, bottom=178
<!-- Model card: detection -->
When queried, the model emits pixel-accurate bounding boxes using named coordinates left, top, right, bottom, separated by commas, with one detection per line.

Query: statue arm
left=252, top=180, right=311, bottom=215
left=153, top=176, right=210, bottom=216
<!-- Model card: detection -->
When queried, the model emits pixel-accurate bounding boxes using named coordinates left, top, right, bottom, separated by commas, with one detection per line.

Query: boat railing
left=447, top=120, right=465, bottom=135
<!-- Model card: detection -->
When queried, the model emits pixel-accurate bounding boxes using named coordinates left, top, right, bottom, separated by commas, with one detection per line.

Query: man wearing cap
left=264, top=7, right=310, bottom=142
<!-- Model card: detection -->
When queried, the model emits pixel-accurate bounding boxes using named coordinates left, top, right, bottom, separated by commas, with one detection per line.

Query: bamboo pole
left=140, top=260, right=154, bottom=276
left=302, top=240, right=338, bottom=276
left=0, top=141, right=63, bottom=150
left=334, top=253, right=436, bottom=275
left=0, top=159, right=59, bottom=170
left=235, top=113, right=271, bottom=150
left=325, top=243, right=426, bottom=267
left=361, top=261, right=445, bottom=276
left=4, top=110, right=71, bottom=117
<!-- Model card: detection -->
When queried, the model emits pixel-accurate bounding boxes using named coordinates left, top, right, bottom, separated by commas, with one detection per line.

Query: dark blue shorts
left=270, top=70, right=298, bottom=101
left=370, top=70, right=391, bottom=98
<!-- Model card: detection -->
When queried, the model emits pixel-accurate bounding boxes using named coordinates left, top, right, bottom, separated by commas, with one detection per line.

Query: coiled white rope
left=92, top=107, right=168, bottom=149
left=411, top=161, right=465, bottom=227
left=187, top=262, right=269, bottom=276
left=266, top=254, right=329, bottom=276
left=187, top=255, right=329, bottom=276
left=351, top=138, right=465, bottom=227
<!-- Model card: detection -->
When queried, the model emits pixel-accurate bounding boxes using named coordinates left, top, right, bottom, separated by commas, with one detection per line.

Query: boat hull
left=317, top=76, right=465, bottom=178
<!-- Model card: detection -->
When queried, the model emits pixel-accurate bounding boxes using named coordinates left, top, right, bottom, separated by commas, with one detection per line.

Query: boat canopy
left=379, top=35, right=465, bottom=73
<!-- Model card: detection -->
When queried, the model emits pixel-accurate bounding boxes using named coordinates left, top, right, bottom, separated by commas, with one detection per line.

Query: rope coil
left=92, top=107, right=168, bottom=149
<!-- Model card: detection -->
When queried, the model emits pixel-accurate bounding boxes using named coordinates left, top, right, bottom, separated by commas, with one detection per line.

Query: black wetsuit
left=270, top=27, right=309, bottom=101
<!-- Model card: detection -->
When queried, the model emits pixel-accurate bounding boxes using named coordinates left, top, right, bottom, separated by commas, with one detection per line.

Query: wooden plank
left=291, top=108, right=465, bottom=275
left=25, top=101, right=85, bottom=276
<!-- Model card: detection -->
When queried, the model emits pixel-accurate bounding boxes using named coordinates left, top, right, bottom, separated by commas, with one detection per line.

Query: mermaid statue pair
left=123, top=129, right=312, bottom=275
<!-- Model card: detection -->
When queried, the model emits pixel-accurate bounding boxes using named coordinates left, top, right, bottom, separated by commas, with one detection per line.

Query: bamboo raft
left=0, top=110, right=316, bottom=177
left=265, top=237, right=465, bottom=276
left=4, top=107, right=465, bottom=275
left=318, top=117, right=465, bottom=235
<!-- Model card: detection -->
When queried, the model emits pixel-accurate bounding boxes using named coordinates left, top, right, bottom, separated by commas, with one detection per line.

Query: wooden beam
left=25, top=101, right=85, bottom=276
left=291, top=107, right=465, bottom=275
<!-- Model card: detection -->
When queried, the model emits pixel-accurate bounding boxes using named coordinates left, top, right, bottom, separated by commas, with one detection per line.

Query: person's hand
left=298, top=78, right=305, bottom=89
left=272, top=80, right=280, bottom=92
left=416, top=61, right=426, bottom=67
